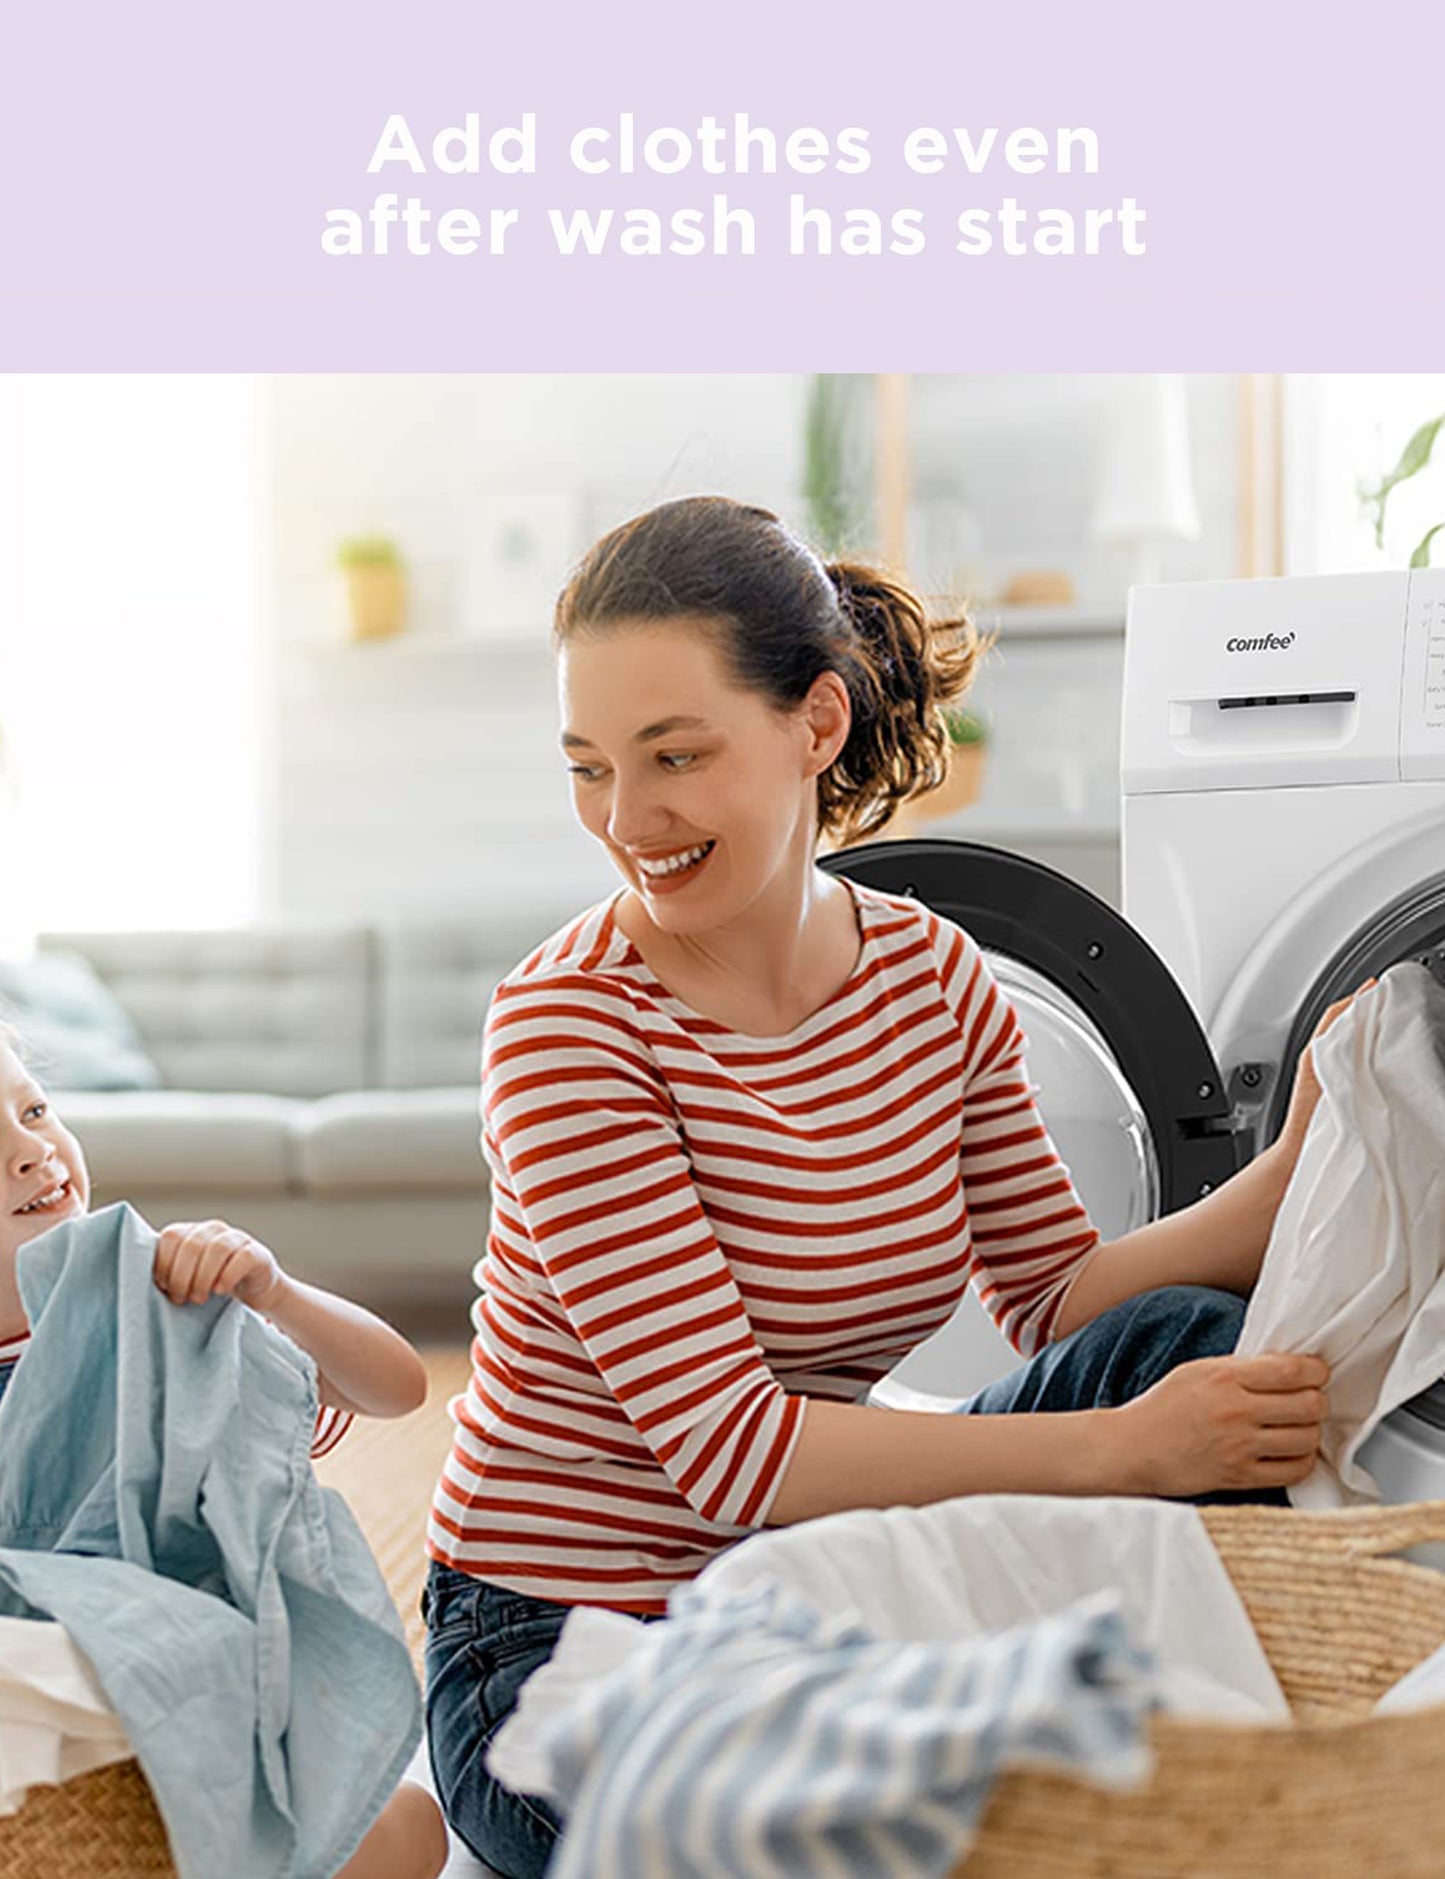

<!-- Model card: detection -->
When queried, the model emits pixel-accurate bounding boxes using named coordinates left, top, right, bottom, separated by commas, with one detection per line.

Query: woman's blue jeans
left=423, top=1283, right=1248, bottom=1879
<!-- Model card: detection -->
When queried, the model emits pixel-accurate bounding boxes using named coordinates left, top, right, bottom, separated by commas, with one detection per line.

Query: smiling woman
left=421, top=496, right=1333, bottom=1879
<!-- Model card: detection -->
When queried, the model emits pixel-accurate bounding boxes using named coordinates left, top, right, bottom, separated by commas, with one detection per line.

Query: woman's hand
left=153, top=1220, right=285, bottom=1313
left=1111, top=1351, right=1330, bottom=1497
left=1276, top=977, right=1378, bottom=1156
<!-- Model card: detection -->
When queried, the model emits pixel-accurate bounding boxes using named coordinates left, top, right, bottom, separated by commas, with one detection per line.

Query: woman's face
left=558, top=621, right=848, bottom=932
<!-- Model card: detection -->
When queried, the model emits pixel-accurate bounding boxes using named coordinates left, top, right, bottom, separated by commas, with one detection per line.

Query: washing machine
left=820, top=567, right=1445, bottom=1486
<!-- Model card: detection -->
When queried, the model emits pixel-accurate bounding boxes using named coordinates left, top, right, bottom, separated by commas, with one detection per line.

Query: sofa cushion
left=53, top=1093, right=304, bottom=1191
left=296, top=1088, right=486, bottom=1194
left=377, top=913, right=577, bottom=1090
left=0, top=951, right=163, bottom=1091
left=38, top=929, right=374, bottom=1097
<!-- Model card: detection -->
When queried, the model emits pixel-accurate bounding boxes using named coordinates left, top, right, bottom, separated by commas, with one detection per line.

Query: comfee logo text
left=1225, top=632, right=1296, bottom=652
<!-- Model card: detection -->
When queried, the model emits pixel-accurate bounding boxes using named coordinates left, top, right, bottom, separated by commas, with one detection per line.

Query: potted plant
left=336, top=535, right=407, bottom=642
left=923, top=705, right=990, bottom=820
left=852, top=704, right=990, bottom=847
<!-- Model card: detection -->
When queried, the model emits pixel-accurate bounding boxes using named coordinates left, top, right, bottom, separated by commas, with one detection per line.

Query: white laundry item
left=689, top=1492, right=1287, bottom=1722
left=490, top=1492, right=1286, bottom=1810
left=1236, top=963, right=1445, bottom=1508
left=0, top=1616, right=133, bottom=1815
left=1374, top=1633, right=1445, bottom=1717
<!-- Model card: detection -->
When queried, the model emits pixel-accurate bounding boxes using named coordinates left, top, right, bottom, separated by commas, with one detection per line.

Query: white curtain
left=0, top=377, right=260, bottom=942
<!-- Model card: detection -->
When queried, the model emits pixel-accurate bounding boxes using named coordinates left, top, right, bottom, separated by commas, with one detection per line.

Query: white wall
left=261, top=375, right=809, bottom=922
left=260, top=374, right=1242, bottom=923
left=907, top=374, right=1239, bottom=604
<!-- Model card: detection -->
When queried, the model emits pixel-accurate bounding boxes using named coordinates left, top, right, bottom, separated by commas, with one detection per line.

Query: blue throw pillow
left=0, top=952, right=162, bottom=1091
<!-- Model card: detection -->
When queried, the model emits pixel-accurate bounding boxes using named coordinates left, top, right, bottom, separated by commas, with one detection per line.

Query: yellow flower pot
left=342, top=563, right=407, bottom=643
left=869, top=742, right=988, bottom=842
left=920, top=741, right=987, bottom=820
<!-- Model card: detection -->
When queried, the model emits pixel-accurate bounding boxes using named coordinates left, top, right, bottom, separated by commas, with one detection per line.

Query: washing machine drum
left=819, top=838, right=1241, bottom=1234
left=1276, top=872, right=1445, bottom=1485
left=1257, top=869, right=1445, bottom=1145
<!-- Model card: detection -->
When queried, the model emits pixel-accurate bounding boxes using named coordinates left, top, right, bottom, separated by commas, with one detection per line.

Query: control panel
left=1122, top=571, right=1408, bottom=794
left=1403, top=567, right=1445, bottom=781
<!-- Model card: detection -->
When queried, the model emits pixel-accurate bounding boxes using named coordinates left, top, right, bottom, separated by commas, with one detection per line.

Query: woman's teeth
left=17, top=1180, right=71, bottom=1215
left=636, top=842, right=714, bottom=879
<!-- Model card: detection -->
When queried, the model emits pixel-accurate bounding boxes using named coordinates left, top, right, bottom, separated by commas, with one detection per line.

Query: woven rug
left=315, top=1347, right=472, bottom=1667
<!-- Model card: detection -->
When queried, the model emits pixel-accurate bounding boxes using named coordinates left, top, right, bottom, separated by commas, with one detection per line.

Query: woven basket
left=959, top=1499, right=1445, bottom=1876
left=5, top=1500, right=1445, bottom=1878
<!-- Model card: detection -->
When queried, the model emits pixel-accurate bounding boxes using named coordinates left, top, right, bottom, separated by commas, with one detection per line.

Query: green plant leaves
left=1360, top=413, right=1445, bottom=550
left=942, top=705, right=989, bottom=746
left=803, top=375, right=864, bottom=555
left=1410, top=522, right=1445, bottom=569
left=336, top=534, right=401, bottom=568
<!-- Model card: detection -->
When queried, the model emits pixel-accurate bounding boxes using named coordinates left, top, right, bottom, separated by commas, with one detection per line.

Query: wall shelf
left=299, top=631, right=550, bottom=660
left=978, top=606, right=1125, bottom=640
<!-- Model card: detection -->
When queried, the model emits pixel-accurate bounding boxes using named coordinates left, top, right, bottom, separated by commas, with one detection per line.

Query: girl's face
left=558, top=622, right=849, bottom=934
left=0, top=1044, right=90, bottom=1285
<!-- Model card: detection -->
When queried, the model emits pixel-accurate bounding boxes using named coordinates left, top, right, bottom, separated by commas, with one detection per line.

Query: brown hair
left=553, top=496, right=986, bottom=846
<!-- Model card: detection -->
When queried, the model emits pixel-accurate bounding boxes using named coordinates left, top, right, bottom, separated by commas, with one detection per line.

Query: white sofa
left=38, top=912, right=572, bottom=1334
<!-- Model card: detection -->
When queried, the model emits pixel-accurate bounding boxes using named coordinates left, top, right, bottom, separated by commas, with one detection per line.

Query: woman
left=424, top=495, right=1338, bottom=1878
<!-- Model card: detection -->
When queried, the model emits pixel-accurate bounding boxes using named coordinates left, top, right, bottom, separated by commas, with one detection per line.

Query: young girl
left=0, top=1028, right=450, bottom=1879
left=424, top=494, right=1351, bottom=1879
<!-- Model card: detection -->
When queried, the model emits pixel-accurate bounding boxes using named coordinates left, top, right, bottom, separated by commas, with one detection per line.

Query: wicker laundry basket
left=6, top=1500, right=1445, bottom=1878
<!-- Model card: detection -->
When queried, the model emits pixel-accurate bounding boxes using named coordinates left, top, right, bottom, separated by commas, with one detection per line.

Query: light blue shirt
left=0, top=1203, right=420, bottom=1879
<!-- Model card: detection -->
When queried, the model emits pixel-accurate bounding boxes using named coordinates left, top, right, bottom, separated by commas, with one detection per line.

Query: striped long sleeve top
left=428, top=879, right=1102, bottom=1612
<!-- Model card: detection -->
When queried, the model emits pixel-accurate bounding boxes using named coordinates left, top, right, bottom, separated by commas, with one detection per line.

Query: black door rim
left=819, top=837, right=1242, bottom=1215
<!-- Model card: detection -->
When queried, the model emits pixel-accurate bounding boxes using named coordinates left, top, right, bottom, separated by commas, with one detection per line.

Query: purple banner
left=7, top=0, right=1440, bottom=369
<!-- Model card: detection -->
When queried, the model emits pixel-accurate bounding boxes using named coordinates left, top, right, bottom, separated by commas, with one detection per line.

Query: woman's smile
left=630, top=840, right=717, bottom=891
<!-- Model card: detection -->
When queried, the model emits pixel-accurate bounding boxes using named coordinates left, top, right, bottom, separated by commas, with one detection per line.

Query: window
left=1285, top=375, right=1445, bottom=575
left=0, top=376, right=260, bottom=940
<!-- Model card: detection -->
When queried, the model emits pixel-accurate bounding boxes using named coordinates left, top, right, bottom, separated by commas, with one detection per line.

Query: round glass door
left=881, top=948, right=1160, bottom=1401
left=990, top=952, right=1161, bottom=1238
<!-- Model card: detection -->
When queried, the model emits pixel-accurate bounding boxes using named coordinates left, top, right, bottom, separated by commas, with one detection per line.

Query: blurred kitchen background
left=2, top=370, right=1443, bottom=940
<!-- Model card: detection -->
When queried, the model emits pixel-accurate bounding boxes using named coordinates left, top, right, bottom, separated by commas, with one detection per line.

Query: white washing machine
left=1123, top=567, right=1445, bottom=1502
left=821, top=568, right=1445, bottom=1494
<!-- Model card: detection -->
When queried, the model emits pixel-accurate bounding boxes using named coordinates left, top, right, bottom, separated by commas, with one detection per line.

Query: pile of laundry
left=489, top=1486, right=1445, bottom=1879
left=488, top=1495, right=1283, bottom=1879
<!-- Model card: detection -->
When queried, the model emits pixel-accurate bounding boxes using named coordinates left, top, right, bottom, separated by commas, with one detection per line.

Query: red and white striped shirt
left=429, top=880, right=1102, bottom=1613
left=0, top=1325, right=352, bottom=1457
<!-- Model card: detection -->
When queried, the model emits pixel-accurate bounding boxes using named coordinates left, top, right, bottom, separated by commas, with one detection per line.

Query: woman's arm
left=764, top=1343, right=1328, bottom=1523
left=1048, top=1138, right=1294, bottom=1340
left=1050, top=980, right=1373, bottom=1341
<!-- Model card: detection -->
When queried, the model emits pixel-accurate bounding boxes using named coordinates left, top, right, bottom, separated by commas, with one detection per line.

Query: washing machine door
left=1221, top=864, right=1445, bottom=1151
left=820, top=839, right=1241, bottom=1397
left=1206, top=834, right=1445, bottom=1464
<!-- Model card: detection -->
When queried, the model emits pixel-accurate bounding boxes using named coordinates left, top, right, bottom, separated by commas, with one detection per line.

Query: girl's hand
left=1113, top=1351, right=1330, bottom=1497
left=1276, top=977, right=1378, bottom=1154
left=153, top=1220, right=286, bottom=1313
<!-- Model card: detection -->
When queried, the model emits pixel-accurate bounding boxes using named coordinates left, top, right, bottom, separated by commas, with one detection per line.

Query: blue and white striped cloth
left=489, top=1579, right=1156, bottom=1879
